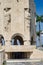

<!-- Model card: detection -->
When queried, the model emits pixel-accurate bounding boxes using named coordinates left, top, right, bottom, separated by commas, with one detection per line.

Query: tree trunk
left=39, top=22, right=41, bottom=46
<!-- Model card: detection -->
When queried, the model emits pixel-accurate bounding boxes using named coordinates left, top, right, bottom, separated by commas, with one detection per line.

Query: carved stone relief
left=3, top=7, right=11, bottom=32
left=24, top=8, right=30, bottom=29
left=24, top=8, right=29, bottom=20
left=4, top=14, right=11, bottom=32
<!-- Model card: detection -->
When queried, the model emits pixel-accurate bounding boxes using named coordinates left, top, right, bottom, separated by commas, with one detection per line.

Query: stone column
left=0, top=43, right=5, bottom=65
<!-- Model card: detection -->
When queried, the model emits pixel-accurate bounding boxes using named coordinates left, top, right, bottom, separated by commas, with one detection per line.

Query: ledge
left=2, top=45, right=36, bottom=52
left=0, top=49, right=4, bottom=52
left=6, top=59, right=41, bottom=62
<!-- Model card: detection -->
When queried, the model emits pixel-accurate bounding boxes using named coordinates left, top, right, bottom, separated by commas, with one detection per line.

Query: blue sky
left=34, top=0, right=43, bottom=46
left=34, top=0, right=43, bottom=31
left=34, top=0, right=43, bottom=16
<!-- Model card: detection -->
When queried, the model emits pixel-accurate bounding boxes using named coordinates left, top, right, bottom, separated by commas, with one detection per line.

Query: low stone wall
left=6, top=62, right=43, bottom=65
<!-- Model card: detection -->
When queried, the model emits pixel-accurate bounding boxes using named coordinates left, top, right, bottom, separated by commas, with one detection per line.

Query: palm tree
left=36, top=15, right=43, bottom=46
left=36, top=31, right=40, bottom=37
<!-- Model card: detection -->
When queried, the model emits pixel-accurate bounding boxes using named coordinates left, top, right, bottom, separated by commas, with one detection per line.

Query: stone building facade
left=0, top=0, right=36, bottom=60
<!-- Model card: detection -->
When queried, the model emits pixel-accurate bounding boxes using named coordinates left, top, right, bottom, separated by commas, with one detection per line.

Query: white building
left=0, top=0, right=36, bottom=61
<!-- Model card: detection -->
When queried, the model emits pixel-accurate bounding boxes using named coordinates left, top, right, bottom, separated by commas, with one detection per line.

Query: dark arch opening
left=11, top=34, right=24, bottom=45
left=0, top=35, right=5, bottom=45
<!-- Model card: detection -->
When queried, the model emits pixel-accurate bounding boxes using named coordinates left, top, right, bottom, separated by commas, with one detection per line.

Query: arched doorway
left=10, top=34, right=24, bottom=59
left=0, top=35, right=5, bottom=45
left=11, top=34, right=24, bottom=45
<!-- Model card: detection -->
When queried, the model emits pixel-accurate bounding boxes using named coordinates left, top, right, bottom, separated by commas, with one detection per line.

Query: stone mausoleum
left=0, top=0, right=38, bottom=65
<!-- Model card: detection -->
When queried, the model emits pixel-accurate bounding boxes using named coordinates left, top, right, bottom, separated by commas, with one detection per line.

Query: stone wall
left=0, top=49, right=5, bottom=65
